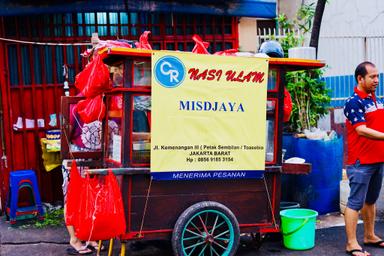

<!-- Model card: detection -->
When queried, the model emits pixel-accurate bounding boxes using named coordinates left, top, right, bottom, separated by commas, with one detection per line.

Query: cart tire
left=172, top=201, right=240, bottom=256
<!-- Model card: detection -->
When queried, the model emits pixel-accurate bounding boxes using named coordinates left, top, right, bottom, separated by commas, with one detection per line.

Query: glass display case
left=103, top=53, right=152, bottom=168
left=103, top=93, right=151, bottom=167
left=265, top=68, right=280, bottom=165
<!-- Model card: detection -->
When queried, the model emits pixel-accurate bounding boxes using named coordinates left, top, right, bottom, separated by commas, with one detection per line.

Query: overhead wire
left=0, top=37, right=92, bottom=46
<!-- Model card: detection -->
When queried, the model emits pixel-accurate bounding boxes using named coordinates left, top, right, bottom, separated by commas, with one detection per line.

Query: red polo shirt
left=344, top=87, right=384, bottom=164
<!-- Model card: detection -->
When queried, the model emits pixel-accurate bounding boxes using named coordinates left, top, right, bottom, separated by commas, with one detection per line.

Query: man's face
left=358, top=65, right=379, bottom=94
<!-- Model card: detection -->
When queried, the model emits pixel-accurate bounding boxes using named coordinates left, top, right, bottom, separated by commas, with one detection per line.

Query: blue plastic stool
left=6, top=170, right=44, bottom=224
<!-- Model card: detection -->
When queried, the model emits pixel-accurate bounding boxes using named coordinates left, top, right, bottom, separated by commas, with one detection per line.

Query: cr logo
left=154, top=56, right=185, bottom=88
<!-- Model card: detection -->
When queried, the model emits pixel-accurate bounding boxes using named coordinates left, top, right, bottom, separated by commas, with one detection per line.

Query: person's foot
left=364, top=235, right=384, bottom=248
left=69, top=240, right=93, bottom=255
left=345, top=248, right=370, bottom=256
left=346, top=242, right=370, bottom=256
left=66, top=247, right=93, bottom=255
left=87, top=241, right=105, bottom=252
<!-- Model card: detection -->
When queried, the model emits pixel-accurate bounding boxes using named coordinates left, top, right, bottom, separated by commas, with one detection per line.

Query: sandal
left=345, top=249, right=370, bottom=256
left=66, top=246, right=93, bottom=255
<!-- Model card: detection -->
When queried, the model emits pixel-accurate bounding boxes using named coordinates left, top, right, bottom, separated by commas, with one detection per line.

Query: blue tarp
left=0, top=0, right=276, bottom=18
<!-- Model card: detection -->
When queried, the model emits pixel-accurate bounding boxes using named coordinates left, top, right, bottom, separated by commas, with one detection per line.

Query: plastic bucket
left=280, top=208, right=318, bottom=250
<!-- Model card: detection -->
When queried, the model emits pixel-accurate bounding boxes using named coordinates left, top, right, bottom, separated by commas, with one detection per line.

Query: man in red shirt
left=344, top=61, right=384, bottom=256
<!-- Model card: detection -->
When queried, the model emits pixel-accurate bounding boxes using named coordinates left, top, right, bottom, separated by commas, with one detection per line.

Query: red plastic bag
left=99, top=40, right=133, bottom=50
left=74, top=57, right=94, bottom=91
left=135, top=31, right=152, bottom=50
left=191, top=34, right=210, bottom=54
left=65, top=160, right=82, bottom=226
left=75, top=55, right=111, bottom=98
left=284, top=88, right=293, bottom=122
left=76, top=95, right=106, bottom=123
left=213, top=49, right=238, bottom=56
left=110, top=95, right=123, bottom=111
left=75, top=171, right=126, bottom=241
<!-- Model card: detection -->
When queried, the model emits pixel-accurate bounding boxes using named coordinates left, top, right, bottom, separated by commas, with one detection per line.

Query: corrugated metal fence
left=258, top=29, right=384, bottom=107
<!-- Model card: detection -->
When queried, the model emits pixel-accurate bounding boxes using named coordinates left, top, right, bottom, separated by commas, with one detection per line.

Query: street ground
left=2, top=213, right=384, bottom=256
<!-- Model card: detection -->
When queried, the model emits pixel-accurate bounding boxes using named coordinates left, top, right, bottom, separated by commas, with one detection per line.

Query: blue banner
left=152, top=170, right=264, bottom=180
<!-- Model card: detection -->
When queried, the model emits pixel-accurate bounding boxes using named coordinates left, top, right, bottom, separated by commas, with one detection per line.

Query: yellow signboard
left=151, top=51, right=268, bottom=180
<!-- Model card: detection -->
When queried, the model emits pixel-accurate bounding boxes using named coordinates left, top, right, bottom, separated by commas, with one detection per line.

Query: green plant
left=276, top=3, right=315, bottom=57
left=286, top=69, right=330, bottom=131
left=34, top=208, right=65, bottom=228
left=275, top=3, right=331, bottom=132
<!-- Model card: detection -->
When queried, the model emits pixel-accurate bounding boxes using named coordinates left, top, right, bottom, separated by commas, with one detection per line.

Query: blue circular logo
left=154, top=56, right=185, bottom=88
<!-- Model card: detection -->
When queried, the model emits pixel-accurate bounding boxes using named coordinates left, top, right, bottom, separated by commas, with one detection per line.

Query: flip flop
left=345, top=249, right=370, bottom=256
left=66, top=246, right=93, bottom=255
left=87, top=244, right=106, bottom=252
left=364, top=240, right=384, bottom=248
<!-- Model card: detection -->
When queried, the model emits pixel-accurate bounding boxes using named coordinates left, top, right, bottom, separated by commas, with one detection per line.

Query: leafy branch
left=275, top=3, right=331, bottom=132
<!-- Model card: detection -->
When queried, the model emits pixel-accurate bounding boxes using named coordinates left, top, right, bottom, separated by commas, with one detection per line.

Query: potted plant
left=275, top=3, right=331, bottom=132
left=272, top=4, right=343, bottom=214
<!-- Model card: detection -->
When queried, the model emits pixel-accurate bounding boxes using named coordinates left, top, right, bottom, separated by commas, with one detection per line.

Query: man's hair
left=355, top=61, right=376, bottom=82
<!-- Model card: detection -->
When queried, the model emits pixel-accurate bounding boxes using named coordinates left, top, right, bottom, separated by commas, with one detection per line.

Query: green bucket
left=280, top=208, right=318, bottom=250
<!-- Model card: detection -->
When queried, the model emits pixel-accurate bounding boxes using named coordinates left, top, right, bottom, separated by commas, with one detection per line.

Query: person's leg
left=64, top=209, right=93, bottom=254
left=362, top=203, right=382, bottom=243
left=345, top=207, right=364, bottom=252
left=62, top=161, right=93, bottom=254
left=363, top=163, right=384, bottom=245
left=345, top=162, right=372, bottom=255
left=67, top=225, right=84, bottom=249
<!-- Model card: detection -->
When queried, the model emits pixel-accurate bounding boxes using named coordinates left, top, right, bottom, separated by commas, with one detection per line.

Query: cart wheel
left=172, top=201, right=240, bottom=256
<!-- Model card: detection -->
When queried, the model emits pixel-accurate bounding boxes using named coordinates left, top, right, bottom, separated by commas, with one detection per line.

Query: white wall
left=317, top=0, right=384, bottom=77
left=238, top=18, right=258, bottom=52
left=320, top=0, right=384, bottom=36
left=278, top=0, right=302, bottom=21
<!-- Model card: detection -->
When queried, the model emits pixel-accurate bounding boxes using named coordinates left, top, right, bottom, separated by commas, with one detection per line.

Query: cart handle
left=86, top=167, right=150, bottom=175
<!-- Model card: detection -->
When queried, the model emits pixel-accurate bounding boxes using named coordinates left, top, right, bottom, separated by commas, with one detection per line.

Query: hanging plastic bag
left=74, top=57, right=95, bottom=91
left=74, top=63, right=90, bottom=92
left=135, top=31, right=152, bottom=50
left=76, top=95, right=106, bottom=124
left=82, top=55, right=112, bottom=98
left=75, top=55, right=112, bottom=98
left=284, top=87, right=293, bottom=122
left=191, top=34, right=210, bottom=54
left=80, top=120, right=102, bottom=150
left=65, top=160, right=82, bottom=226
left=75, top=170, right=126, bottom=241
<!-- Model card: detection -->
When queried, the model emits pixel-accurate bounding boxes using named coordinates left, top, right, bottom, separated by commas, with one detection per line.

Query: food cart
left=61, top=47, right=324, bottom=255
